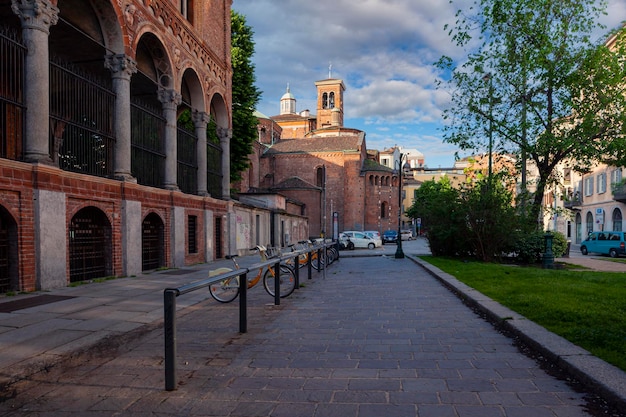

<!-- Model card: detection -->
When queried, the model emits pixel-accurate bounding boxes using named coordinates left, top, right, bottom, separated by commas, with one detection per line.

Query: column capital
left=217, top=127, right=232, bottom=142
left=192, top=110, right=210, bottom=127
left=105, top=54, right=137, bottom=79
left=11, top=0, right=59, bottom=33
left=158, top=88, right=182, bottom=109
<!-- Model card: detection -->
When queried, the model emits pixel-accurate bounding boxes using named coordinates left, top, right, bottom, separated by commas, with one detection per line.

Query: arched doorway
left=612, top=208, right=623, bottom=231
left=0, top=206, right=18, bottom=293
left=142, top=212, right=165, bottom=271
left=69, top=207, right=112, bottom=282
left=585, top=211, right=594, bottom=236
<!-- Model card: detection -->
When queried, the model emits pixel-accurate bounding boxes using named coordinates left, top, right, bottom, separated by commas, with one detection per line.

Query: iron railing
left=131, top=99, right=166, bottom=187
left=207, top=140, right=222, bottom=196
left=50, top=60, right=115, bottom=177
left=177, top=125, right=197, bottom=194
left=0, top=27, right=25, bottom=160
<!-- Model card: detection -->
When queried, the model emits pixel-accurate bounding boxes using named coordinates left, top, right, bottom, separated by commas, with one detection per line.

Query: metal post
left=274, top=260, right=281, bottom=305
left=322, top=244, right=327, bottom=280
left=164, top=289, right=177, bottom=391
left=294, top=256, right=300, bottom=288
left=307, top=248, right=313, bottom=280
left=239, top=272, right=247, bottom=333
left=395, top=153, right=405, bottom=259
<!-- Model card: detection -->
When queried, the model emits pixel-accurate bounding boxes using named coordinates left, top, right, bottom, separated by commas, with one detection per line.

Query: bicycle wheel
left=312, top=250, right=326, bottom=270
left=326, top=247, right=338, bottom=265
left=209, top=274, right=240, bottom=303
left=263, top=264, right=296, bottom=298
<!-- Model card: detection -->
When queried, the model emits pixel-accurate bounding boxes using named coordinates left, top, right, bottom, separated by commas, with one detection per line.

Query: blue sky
left=232, top=0, right=625, bottom=168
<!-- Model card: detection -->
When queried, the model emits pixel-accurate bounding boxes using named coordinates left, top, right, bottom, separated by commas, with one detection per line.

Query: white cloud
left=234, top=0, right=625, bottom=168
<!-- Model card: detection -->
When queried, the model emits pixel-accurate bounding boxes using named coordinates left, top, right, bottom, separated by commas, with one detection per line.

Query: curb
left=408, top=255, right=626, bottom=414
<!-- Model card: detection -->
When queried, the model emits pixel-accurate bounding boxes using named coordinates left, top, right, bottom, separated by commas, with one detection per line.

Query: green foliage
left=437, top=0, right=626, bottom=223
left=231, top=11, right=261, bottom=182
left=461, top=177, right=517, bottom=262
left=406, top=177, right=469, bottom=257
left=408, top=176, right=521, bottom=261
left=551, top=231, right=568, bottom=258
left=421, top=256, right=626, bottom=372
left=512, top=230, right=545, bottom=264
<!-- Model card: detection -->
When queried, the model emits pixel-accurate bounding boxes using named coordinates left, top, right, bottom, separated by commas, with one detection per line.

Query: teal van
left=580, top=231, right=626, bottom=258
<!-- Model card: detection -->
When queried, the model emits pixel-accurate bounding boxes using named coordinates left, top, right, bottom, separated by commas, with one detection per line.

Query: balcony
left=613, top=183, right=626, bottom=203
left=563, top=198, right=582, bottom=210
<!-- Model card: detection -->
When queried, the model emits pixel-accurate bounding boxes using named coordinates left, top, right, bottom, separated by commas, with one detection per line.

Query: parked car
left=340, top=231, right=381, bottom=249
left=400, top=230, right=414, bottom=241
left=580, top=231, right=626, bottom=258
left=382, top=230, right=398, bottom=244
left=363, top=231, right=383, bottom=247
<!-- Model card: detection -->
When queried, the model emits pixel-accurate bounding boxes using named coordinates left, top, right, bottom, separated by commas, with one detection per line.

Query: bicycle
left=209, top=245, right=296, bottom=303
left=287, top=240, right=327, bottom=270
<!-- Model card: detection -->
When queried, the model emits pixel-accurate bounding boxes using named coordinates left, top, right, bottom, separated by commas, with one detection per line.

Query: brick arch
left=180, top=67, right=205, bottom=112
left=142, top=211, right=165, bottom=271
left=68, top=205, right=113, bottom=283
left=86, top=0, right=127, bottom=55
left=134, top=30, right=174, bottom=89
left=209, top=92, right=230, bottom=130
left=0, top=204, right=19, bottom=293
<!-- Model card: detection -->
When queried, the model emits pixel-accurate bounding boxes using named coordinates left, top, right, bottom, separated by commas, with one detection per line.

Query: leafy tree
left=230, top=11, right=261, bottom=182
left=437, top=0, right=626, bottom=226
left=406, top=177, right=468, bottom=256
left=461, top=176, right=517, bottom=262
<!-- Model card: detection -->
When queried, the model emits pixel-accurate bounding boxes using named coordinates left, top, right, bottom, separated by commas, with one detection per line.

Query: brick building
left=0, top=0, right=308, bottom=294
left=250, top=78, right=401, bottom=238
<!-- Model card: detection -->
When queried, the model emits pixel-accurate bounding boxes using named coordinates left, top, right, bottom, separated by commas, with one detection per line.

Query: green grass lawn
left=419, top=256, right=626, bottom=372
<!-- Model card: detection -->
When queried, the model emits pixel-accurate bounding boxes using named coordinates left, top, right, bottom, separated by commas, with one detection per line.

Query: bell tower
left=315, top=78, right=345, bottom=128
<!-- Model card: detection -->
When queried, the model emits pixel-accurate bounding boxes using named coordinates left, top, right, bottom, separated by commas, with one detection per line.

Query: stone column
left=158, top=88, right=181, bottom=191
left=12, top=0, right=59, bottom=163
left=218, top=127, right=232, bottom=200
left=105, top=54, right=137, bottom=182
left=193, top=110, right=209, bottom=196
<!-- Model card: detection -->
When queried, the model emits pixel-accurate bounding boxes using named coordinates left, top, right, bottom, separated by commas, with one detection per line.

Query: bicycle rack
left=163, top=242, right=330, bottom=391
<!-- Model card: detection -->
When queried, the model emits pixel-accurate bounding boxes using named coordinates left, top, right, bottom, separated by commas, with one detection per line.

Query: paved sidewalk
left=0, top=253, right=623, bottom=416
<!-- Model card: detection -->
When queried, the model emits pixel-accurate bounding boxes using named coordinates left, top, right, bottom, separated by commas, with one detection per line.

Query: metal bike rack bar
left=163, top=244, right=326, bottom=391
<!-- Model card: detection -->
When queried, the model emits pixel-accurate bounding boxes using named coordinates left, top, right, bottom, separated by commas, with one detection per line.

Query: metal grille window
left=69, top=208, right=112, bottom=282
left=50, top=61, right=115, bottom=177
left=177, top=125, right=197, bottom=194
left=131, top=99, right=166, bottom=187
left=0, top=27, right=25, bottom=160
left=188, top=215, right=197, bottom=254
left=207, top=141, right=222, bottom=197
left=142, top=213, right=164, bottom=270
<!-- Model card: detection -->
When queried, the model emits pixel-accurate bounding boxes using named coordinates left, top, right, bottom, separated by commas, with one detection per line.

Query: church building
left=249, top=78, right=401, bottom=239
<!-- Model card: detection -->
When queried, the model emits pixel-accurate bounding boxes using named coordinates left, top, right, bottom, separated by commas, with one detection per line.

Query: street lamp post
left=395, top=153, right=405, bottom=259
left=483, top=73, right=494, bottom=181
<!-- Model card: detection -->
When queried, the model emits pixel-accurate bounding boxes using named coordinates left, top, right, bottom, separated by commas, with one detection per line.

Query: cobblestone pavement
left=0, top=254, right=615, bottom=417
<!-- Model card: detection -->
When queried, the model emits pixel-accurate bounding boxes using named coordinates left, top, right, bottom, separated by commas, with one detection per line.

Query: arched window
left=329, top=92, right=335, bottom=108
left=369, top=175, right=374, bottom=186
left=585, top=211, right=594, bottom=236
left=381, top=202, right=387, bottom=219
left=322, top=93, right=328, bottom=109
left=612, top=208, right=622, bottom=231
left=316, top=166, right=324, bottom=187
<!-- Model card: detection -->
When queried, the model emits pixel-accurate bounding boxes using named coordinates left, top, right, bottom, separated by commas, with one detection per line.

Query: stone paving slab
left=0, top=255, right=616, bottom=417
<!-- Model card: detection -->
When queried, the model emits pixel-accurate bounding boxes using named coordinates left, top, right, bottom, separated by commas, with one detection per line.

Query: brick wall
left=0, top=162, right=229, bottom=292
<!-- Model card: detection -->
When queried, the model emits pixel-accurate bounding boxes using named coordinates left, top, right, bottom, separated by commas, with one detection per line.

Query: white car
left=363, top=231, right=383, bottom=247
left=340, top=231, right=382, bottom=249
left=400, top=230, right=414, bottom=241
